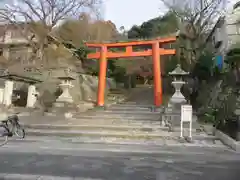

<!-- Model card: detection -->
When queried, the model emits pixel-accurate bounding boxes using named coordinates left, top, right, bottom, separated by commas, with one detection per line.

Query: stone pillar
left=26, top=84, right=37, bottom=108
left=3, top=47, right=9, bottom=59
left=3, top=80, right=14, bottom=106
left=0, top=88, right=4, bottom=104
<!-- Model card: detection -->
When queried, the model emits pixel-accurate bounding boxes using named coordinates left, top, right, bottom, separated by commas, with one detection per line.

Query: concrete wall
left=212, top=5, right=240, bottom=58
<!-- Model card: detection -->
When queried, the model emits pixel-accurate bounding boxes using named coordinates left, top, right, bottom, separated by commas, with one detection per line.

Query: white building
left=206, top=1, right=240, bottom=67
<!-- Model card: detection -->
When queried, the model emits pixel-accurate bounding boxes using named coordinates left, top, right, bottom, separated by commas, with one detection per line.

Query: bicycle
left=0, top=112, right=25, bottom=147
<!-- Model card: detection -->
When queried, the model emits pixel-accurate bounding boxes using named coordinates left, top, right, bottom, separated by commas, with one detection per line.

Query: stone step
left=111, top=103, right=153, bottom=106
left=0, top=173, right=85, bottom=180
left=23, top=123, right=202, bottom=133
left=19, top=115, right=163, bottom=126
left=112, top=103, right=154, bottom=107
left=25, top=126, right=217, bottom=141
left=3, top=136, right=227, bottom=153
left=73, top=115, right=160, bottom=121
left=23, top=123, right=178, bottom=131
left=69, top=118, right=201, bottom=129
left=106, top=106, right=152, bottom=111
left=72, top=118, right=162, bottom=125
left=84, top=112, right=161, bottom=118
left=91, top=110, right=160, bottom=115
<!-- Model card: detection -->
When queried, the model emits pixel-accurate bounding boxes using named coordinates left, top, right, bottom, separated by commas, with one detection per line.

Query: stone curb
left=0, top=173, right=77, bottom=180
left=7, top=138, right=226, bottom=149
left=24, top=128, right=217, bottom=141
left=215, top=130, right=240, bottom=152
left=2, top=140, right=229, bottom=155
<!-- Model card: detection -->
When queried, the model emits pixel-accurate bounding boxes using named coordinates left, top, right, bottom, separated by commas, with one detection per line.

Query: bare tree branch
left=0, top=0, right=101, bottom=69
left=161, top=0, right=227, bottom=66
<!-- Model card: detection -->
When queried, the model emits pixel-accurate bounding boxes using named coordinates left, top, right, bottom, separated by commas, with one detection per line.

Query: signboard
left=181, top=105, right=192, bottom=122
left=180, top=105, right=193, bottom=138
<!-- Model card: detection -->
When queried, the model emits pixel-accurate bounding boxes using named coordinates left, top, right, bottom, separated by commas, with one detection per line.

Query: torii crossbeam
left=86, top=37, right=176, bottom=107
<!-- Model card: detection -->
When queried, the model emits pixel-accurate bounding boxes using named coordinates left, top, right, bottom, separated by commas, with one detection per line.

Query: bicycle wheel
left=0, top=125, right=9, bottom=147
left=14, top=124, right=25, bottom=139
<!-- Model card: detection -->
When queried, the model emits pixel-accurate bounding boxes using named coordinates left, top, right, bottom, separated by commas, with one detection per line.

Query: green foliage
left=74, top=42, right=92, bottom=60
left=199, top=78, right=238, bottom=127
left=192, top=51, right=214, bottom=80
left=110, top=64, right=126, bottom=82
left=165, top=55, right=178, bottom=73
left=225, top=43, right=240, bottom=83
left=203, top=106, right=220, bottom=125
left=62, top=41, right=91, bottom=62
left=128, top=11, right=178, bottom=39
left=225, top=44, right=240, bottom=68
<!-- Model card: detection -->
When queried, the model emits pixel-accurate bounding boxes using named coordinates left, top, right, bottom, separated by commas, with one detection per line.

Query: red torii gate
left=86, top=37, right=176, bottom=107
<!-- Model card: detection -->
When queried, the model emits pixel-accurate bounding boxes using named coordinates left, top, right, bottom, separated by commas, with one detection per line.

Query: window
left=212, top=36, right=216, bottom=46
left=237, top=25, right=240, bottom=34
left=10, top=29, right=23, bottom=39
left=8, top=46, right=29, bottom=63
left=226, top=24, right=239, bottom=35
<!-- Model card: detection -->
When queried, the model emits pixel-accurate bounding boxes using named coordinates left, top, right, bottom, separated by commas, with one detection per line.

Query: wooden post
left=97, top=46, right=107, bottom=107
left=152, top=42, right=162, bottom=106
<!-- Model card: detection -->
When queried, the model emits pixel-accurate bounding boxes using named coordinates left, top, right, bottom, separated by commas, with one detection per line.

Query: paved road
left=0, top=138, right=240, bottom=180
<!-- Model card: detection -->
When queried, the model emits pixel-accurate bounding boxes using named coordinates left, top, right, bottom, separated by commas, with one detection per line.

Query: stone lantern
left=165, top=64, right=189, bottom=127
left=51, top=75, right=76, bottom=118
left=169, top=64, right=189, bottom=106
left=56, top=76, right=75, bottom=103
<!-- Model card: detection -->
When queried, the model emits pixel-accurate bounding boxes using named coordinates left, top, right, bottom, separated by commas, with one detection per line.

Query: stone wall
left=7, top=68, right=116, bottom=108
left=36, top=68, right=116, bottom=104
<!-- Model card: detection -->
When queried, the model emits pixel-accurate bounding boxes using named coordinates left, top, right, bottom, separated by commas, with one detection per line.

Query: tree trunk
left=128, top=75, right=131, bottom=89
left=236, top=63, right=240, bottom=84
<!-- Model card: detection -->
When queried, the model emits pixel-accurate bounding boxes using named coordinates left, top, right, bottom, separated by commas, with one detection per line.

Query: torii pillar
left=98, top=46, right=108, bottom=107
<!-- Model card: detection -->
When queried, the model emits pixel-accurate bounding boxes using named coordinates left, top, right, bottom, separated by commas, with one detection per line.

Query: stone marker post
left=3, top=80, right=14, bottom=106
left=26, top=84, right=37, bottom=108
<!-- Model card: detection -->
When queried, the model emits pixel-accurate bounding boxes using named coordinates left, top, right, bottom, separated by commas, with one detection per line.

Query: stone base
left=51, top=101, right=78, bottom=118
left=94, top=105, right=106, bottom=110
left=150, top=106, right=163, bottom=112
left=163, top=102, right=196, bottom=128
left=56, top=97, right=73, bottom=103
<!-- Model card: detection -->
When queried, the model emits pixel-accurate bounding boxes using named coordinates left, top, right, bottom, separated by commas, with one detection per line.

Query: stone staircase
left=20, top=102, right=225, bottom=148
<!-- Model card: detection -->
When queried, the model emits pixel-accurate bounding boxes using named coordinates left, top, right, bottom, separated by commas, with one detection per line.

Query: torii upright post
left=98, top=46, right=107, bottom=106
left=152, top=42, right=162, bottom=106
left=86, top=37, right=176, bottom=108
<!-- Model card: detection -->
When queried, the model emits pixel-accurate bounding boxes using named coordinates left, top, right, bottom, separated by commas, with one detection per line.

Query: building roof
left=0, top=73, right=42, bottom=84
left=233, top=1, right=240, bottom=10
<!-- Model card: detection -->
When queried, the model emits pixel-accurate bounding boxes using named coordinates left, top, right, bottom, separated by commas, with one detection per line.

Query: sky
left=104, top=0, right=240, bottom=31
left=104, top=0, right=167, bottom=31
